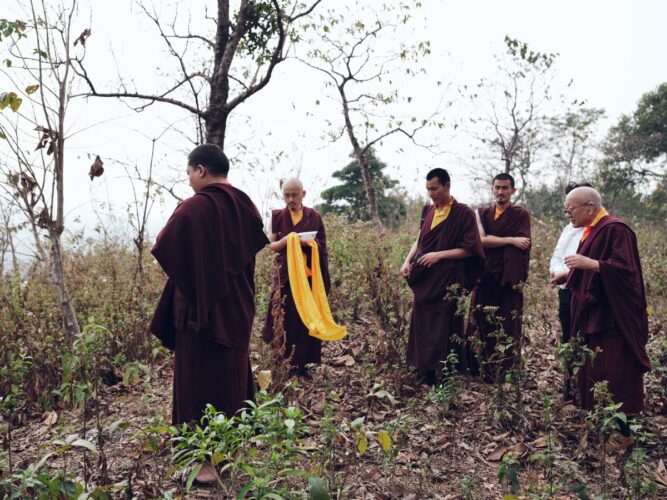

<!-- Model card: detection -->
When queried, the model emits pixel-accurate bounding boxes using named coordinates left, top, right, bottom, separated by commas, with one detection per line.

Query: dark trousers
left=558, top=288, right=572, bottom=343
left=558, top=288, right=573, bottom=398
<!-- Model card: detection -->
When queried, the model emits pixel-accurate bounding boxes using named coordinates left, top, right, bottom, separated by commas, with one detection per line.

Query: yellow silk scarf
left=286, top=232, right=347, bottom=341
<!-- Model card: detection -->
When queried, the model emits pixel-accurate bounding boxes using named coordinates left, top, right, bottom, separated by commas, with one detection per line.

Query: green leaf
left=350, top=416, right=365, bottom=430
left=25, top=84, right=39, bottom=95
left=185, top=463, right=202, bottom=493
left=308, top=477, right=331, bottom=500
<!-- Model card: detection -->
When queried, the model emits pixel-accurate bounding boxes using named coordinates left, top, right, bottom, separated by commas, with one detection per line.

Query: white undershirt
left=549, top=223, right=585, bottom=289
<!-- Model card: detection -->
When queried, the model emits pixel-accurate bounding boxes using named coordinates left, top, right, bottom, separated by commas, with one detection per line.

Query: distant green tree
left=633, top=82, right=667, bottom=162
left=598, top=83, right=667, bottom=190
left=319, top=150, right=407, bottom=226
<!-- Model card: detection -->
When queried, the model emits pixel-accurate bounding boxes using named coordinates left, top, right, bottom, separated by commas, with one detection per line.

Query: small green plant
left=555, top=334, right=597, bottom=404
left=459, top=476, right=475, bottom=499
left=169, top=390, right=308, bottom=496
left=556, top=460, right=590, bottom=499
left=584, top=382, right=627, bottom=496
left=498, top=453, right=521, bottom=497
left=0, top=350, right=32, bottom=474
left=0, top=452, right=114, bottom=499
left=426, top=351, right=459, bottom=412
left=623, top=419, right=657, bottom=498
left=315, top=390, right=348, bottom=498
left=528, top=391, right=558, bottom=496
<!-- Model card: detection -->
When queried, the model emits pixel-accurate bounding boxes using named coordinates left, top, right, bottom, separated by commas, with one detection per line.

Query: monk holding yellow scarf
left=263, top=178, right=346, bottom=377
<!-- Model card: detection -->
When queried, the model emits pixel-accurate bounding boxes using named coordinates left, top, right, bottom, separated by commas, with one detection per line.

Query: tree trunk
left=339, top=85, right=382, bottom=228
left=49, top=233, right=80, bottom=342
left=355, top=150, right=382, bottom=227
left=204, top=107, right=229, bottom=148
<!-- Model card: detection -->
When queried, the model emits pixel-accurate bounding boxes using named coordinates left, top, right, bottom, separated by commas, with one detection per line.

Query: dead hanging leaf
left=35, top=133, right=50, bottom=152
left=88, top=155, right=104, bottom=180
left=20, top=172, right=37, bottom=193
left=34, top=126, right=57, bottom=155
left=36, top=208, right=51, bottom=228
left=74, top=28, right=91, bottom=47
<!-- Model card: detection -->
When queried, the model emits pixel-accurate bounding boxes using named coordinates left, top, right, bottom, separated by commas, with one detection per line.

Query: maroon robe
left=406, top=202, right=485, bottom=371
left=262, top=207, right=330, bottom=367
left=150, top=183, right=268, bottom=424
left=467, top=205, right=531, bottom=378
left=566, top=215, right=650, bottom=413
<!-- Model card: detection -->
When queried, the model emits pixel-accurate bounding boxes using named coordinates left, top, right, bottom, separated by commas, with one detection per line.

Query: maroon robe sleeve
left=480, top=205, right=530, bottom=286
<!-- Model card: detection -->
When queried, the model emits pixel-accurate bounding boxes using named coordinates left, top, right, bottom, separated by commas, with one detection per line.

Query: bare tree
left=300, top=3, right=441, bottom=227
left=468, top=36, right=561, bottom=200
left=76, top=0, right=322, bottom=148
left=0, top=1, right=86, bottom=342
left=546, top=107, right=604, bottom=191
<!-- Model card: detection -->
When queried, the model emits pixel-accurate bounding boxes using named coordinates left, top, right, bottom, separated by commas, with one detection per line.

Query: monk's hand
left=549, top=271, right=568, bottom=285
left=417, top=252, right=440, bottom=268
left=511, top=237, right=531, bottom=250
left=564, top=254, right=599, bottom=272
left=400, top=261, right=411, bottom=278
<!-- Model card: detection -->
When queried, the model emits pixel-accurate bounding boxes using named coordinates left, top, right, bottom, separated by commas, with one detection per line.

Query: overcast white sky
left=2, top=0, right=667, bottom=253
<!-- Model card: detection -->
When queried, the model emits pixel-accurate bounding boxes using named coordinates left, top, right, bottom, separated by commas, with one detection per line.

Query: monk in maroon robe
left=564, top=187, right=650, bottom=417
left=150, top=144, right=268, bottom=431
left=467, top=173, right=531, bottom=379
left=401, top=168, right=484, bottom=385
left=262, top=178, right=330, bottom=376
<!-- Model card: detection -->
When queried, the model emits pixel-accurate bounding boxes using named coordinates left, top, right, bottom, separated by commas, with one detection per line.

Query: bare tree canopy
left=76, top=0, right=322, bottom=148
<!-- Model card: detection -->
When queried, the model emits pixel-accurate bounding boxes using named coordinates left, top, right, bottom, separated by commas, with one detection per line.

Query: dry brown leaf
left=436, top=435, right=449, bottom=446
left=332, top=354, right=355, bottom=366
left=653, top=415, right=667, bottom=427
left=655, top=459, right=667, bottom=487
left=487, top=444, right=509, bottom=462
left=42, top=411, right=58, bottom=427
left=493, top=431, right=511, bottom=442
left=89, top=155, right=104, bottom=180
left=458, top=441, right=473, bottom=451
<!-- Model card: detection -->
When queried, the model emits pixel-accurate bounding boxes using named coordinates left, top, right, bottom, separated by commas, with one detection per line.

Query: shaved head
left=565, top=187, right=603, bottom=227
left=566, top=186, right=602, bottom=207
left=282, top=177, right=306, bottom=211
left=282, top=177, right=304, bottom=191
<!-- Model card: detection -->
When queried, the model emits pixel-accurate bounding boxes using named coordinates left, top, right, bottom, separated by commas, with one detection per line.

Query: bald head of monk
left=282, top=178, right=306, bottom=212
left=564, top=186, right=603, bottom=228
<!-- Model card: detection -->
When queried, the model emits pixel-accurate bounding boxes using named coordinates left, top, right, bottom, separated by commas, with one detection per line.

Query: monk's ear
left=197, top=164, right=207, bottom=178
left=302, top=190, right=306, bottom=198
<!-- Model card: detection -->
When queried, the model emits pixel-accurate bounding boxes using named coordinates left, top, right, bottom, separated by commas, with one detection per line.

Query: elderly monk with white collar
left=564, top=186, right=651, bottom=417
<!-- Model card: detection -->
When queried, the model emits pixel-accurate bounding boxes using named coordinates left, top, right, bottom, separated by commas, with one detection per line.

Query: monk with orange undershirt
left=464, top=173, right=531, bottom=379
left=263, top=178, right=330, bottom=377
left=401, top=168, right=485, bottom=386
left=564, top=187, right=650, bottom=426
